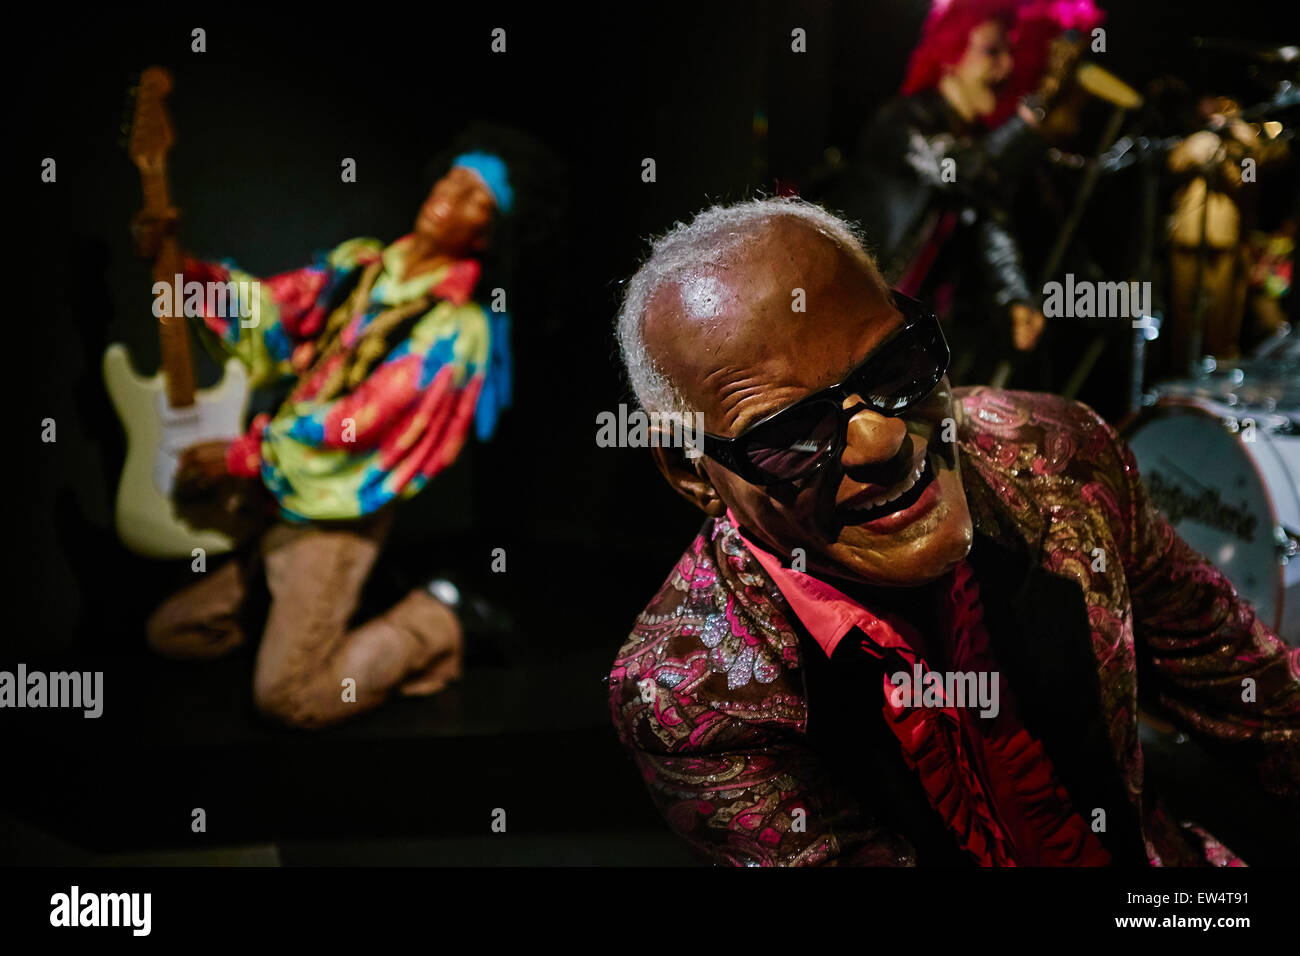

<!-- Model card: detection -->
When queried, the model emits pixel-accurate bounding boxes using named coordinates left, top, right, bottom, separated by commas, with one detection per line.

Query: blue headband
left=452, top=151, right=514, bottom=215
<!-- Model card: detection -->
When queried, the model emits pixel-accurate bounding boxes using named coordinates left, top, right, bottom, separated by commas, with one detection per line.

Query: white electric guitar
left=103, top=67, right=251, bottom=559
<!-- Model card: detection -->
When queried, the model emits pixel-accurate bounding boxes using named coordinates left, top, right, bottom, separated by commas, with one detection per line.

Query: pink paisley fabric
left=609, top=388, right=1299, bottom=866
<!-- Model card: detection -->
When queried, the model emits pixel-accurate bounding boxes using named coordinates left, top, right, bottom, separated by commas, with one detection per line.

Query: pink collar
left=726, top=509, right=927, bottom=660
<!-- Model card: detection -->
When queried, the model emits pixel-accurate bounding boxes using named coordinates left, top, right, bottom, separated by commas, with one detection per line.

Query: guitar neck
left=142, top=169, right=196, bottom=409
left=140, top=166, right=171, bottom=220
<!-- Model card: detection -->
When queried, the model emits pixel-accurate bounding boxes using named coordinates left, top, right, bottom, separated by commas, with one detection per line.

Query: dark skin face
left=645, top=218, right=974, bottom=588
left=406, top=166, right=496, bottom=277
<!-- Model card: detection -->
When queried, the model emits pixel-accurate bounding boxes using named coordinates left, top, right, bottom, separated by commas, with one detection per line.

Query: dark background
left=5, top=1, right=1296, bottom=865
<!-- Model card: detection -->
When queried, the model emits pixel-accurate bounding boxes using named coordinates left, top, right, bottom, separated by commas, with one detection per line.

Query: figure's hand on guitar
left=174, top=440, right=234, bottom=500
left=172, top=440, right=271, bottom=543
left=131, top=208, right=180, bottom=260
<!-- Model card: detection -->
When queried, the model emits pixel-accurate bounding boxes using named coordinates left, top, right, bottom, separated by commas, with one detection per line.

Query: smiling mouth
left=839, top=455, right=935, bottom=523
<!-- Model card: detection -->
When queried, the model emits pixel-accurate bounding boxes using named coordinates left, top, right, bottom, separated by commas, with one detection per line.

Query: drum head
left=1127, top=401, right=1288, bottom=635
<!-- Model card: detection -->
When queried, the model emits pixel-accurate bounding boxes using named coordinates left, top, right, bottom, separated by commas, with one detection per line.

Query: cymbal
left=1077, top=62, right=1144, bottom=109
left=1191, top=37, right=1300, bottom=63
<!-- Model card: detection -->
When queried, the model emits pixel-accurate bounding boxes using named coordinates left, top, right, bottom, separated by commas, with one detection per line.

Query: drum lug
left=1277, top=525, right=1300, bottom=566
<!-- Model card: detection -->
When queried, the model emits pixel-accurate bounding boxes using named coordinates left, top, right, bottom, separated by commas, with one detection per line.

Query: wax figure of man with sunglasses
left=609, top=197, right=1299, bottom=866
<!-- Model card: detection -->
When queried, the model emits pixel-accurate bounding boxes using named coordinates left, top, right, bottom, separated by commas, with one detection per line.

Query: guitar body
left=104, top=344, right=251, bottom=558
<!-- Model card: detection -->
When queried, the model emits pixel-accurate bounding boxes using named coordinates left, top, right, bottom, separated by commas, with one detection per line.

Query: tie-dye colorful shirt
left=184, top=235, right=511, bottom=521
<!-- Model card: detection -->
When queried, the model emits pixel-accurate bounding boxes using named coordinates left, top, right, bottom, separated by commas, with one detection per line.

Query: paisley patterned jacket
left=609, top=388, right=1300, bottom=866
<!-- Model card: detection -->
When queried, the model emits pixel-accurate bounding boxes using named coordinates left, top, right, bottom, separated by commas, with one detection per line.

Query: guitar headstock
left=127, top=67, right=174, bottom=174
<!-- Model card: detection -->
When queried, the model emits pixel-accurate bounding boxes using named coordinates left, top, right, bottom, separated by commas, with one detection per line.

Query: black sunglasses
left=697, top=290, right=949, bottom=487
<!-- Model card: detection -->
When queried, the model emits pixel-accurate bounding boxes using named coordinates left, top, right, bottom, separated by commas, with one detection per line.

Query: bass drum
left=1125, top=394, right=1300, bottom=644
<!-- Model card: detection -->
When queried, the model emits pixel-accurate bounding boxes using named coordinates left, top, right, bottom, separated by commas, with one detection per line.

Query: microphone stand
left=1033, top=102, right=1133, bottom=402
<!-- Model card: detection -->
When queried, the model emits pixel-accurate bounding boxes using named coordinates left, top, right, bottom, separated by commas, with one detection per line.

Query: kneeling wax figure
left=139, top=144, right=520, bottom=729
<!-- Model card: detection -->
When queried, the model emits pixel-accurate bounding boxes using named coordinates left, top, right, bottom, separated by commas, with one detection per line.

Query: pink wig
left=901, top=0, right=1106, bottom=125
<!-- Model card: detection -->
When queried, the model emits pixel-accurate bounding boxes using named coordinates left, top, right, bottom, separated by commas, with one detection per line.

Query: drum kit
left=1125, top=329, right=1299, bottom=644
left=1044, top=38, right=1300, bottom=644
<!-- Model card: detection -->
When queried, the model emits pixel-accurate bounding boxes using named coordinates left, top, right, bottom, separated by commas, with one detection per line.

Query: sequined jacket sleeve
left=1101, top=418, right=1300, bottom=799
left=609, top=520, right=917, bottom=866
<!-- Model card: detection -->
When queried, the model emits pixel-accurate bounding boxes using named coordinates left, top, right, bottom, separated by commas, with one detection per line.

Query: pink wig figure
left=901, top=0, right=1106, bottom=126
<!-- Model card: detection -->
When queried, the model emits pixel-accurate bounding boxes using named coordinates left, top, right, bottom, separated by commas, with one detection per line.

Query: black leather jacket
left=827, top=90, right=1041, bottom=350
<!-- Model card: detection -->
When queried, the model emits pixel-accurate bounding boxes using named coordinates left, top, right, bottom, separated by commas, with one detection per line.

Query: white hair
left=615, top=196, right=881, bottom=415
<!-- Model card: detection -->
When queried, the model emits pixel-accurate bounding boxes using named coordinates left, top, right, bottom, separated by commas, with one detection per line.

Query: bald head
left=642, top=216, right=894, bottom=436
left=616, top=198, right=889, bottom=417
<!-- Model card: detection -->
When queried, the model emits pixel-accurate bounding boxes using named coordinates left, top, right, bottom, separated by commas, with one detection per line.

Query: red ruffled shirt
left=730, top=513, right=1112, bottom=866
